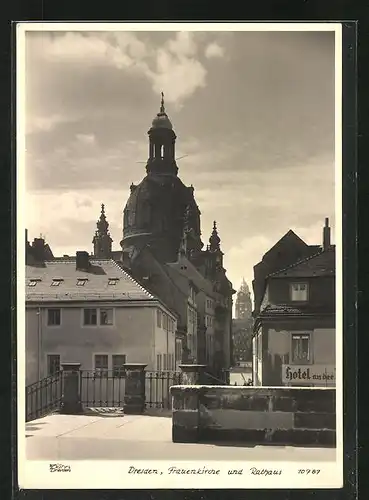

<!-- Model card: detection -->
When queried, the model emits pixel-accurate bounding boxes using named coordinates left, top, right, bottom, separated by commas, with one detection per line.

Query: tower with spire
left=92, top=204, right=113, bottom=258
left=235, top=278, right=252, bottom=319
left=119, top=94, right=235, bottom=376
left=121, top=93, right=203, bottom=263
left=146, top=92, right=178, bottom=176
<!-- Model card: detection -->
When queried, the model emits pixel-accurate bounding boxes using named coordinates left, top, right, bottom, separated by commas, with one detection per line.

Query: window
left=47, top=308, right=61, bottom=326
left=112, top=354, right=126, bottom=377
left=291, top=334, right=311, bottom=363
left=28, top=280, right=38, bottom=287
left=157, top=309, right=162, bottom=328
left=290, top=283, right=309, bottom=301
left=47, top=354, right=60, bottom=376
left=77, top=278, right=88, bottom=286
left=175, top=339, right=182, bottom=365
left=100, top=308, right=114, bottom=325
left=163, top=353, right=167, bottom=370
left=157, top=354, right=162, bottom=371
left=94, top=354, right=108, bottom=376
left=108, top=278, right=119, bottom=286
left=84, top=308, right=97, bottom=325
left=163, top=313, right=168, bottom=330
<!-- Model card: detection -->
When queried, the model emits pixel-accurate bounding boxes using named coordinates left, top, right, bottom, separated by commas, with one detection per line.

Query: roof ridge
left=111, top=260, right=155, bottom=300
left=267, top=247, right=333, bottom=277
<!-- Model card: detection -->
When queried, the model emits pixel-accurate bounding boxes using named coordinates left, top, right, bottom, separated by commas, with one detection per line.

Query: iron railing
left=145, top=371, right=183, bottom=409
left=204, top=371, right=230, bottom=385
left=26, top=371, right=63, bottom=422
left=80, top=370, right=126, bottom=408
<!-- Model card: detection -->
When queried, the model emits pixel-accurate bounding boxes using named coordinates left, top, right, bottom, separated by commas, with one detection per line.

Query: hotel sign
left=282, top=364, right=335, bottom=384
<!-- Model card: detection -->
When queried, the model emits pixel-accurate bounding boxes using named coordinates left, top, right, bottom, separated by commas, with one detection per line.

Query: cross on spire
left=160, top=91, right=165, bottom=113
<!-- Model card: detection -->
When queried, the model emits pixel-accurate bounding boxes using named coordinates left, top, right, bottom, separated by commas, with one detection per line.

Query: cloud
left=76, top=133, right=95, bottom=145
left=25, top=189, right=126, bottom=250
left=27, top=31, right=225, bottom=109
left=27, top=114, right=69, bottom=134
left=205, top=42, right=225, bottom=58
left=167, top=31, right=198, bottom=57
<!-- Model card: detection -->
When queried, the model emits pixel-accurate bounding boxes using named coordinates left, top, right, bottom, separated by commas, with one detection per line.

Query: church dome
left=151, top=112, right=173, bottom=130
left=122, top=174, right=202, bottom=262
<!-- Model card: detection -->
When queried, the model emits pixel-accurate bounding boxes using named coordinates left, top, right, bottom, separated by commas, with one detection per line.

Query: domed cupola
left=146, top=92, right=178, bottom=176
left=151, top=93, right=173, bottom=130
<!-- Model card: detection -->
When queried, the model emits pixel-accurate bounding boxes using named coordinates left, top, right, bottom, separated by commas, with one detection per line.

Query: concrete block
left=270, top=429, right=335, bottom=447
left=294, top=412, right=336, bottom=430
left=272, top=396, right=297, bottom=412
left=172, top=410, right=199, bottom=427
left=172, top=425, right=199, bottom=443
left=206, top=409, right=294, bottom=430
left=201, top=428, right=266, bottom=443
left=293, top=390, right=335, bottom=413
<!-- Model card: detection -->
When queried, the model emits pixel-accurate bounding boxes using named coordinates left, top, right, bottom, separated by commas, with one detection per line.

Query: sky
left=23, top=27, right=337, bottom=296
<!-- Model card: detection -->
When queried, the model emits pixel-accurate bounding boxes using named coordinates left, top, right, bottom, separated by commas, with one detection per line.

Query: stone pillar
left=123, top=363, right=147, bottom=414
left=179, top=364, right=207, bottom=385
left=60, top=363, right=82, bottom=414
left=171, top=386, right=201, bottom=443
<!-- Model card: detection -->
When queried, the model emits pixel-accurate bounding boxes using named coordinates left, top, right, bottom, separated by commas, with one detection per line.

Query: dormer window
left=108, top=278, right=119, bottom=286
left=290, top=283, right=309, bottom=302
left=28, top=279, right=39, bottom=287
left=51, top=279, right=63, bottom=287
left=77, top=278, right=88, bottom=286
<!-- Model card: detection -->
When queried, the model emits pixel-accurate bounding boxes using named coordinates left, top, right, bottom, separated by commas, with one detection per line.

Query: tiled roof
left=259, top=303, right=334, bottom=317
left=268, top=247, right=335, bottom=278
left=26, top=259, right=156, bottom=302
left=166, top=259, right=216, bottom=297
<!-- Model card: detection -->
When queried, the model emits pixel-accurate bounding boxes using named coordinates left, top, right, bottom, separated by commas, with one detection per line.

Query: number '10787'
left=298, top=469, right=321, bottom=475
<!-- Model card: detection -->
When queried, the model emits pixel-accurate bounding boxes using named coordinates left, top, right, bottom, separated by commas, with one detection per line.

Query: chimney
left=76, top=251, right=90, bottom=271
left=31, top=237, right=46, bottom=261
left=323, top=217, right=331, bottom=251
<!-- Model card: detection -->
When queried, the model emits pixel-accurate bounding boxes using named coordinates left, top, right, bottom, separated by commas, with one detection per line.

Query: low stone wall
left=170, top=386, right=336, bottom=447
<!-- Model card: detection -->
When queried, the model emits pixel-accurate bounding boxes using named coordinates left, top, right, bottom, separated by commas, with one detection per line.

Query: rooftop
left=259, top=303, right=335, bottom=317
left=268, top=246, right=335, bottom=278
left=26, top=258, right=156, bottom=303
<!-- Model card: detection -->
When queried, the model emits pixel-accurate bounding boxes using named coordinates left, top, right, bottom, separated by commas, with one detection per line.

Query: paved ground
left=26, top=413, right=337, bottom=461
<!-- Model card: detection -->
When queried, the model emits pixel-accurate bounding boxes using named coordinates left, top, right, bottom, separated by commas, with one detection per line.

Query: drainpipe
left=37, top=307, right=41, bottom=380
left=166, top=316, right=169, bottom=370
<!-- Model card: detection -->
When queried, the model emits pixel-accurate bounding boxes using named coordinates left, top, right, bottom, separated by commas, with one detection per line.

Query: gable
left=270, top=248, right=335, bottom=278
left=262, top=230, right=308, bottom=262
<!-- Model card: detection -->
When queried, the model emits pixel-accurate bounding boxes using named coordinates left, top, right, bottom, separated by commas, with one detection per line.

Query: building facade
left=26, top=252, right=177, bottom=385
left=252, top=219, right=335, bottom=387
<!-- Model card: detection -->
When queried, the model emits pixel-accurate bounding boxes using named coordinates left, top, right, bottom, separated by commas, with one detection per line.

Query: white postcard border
left=17, top=21, right=343, bottom=490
